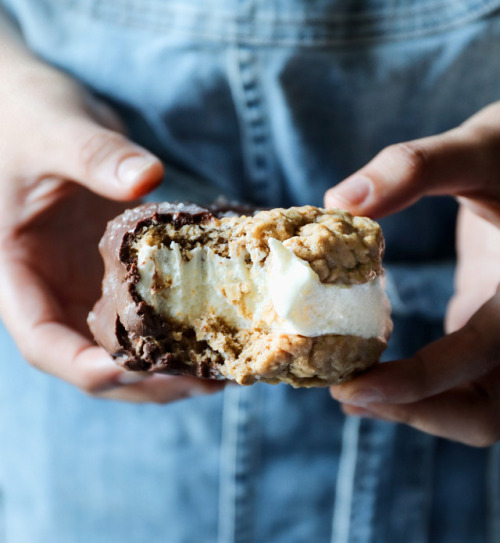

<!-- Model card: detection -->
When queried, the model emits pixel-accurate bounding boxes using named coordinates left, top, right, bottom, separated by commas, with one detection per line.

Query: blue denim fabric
left=1, top=1, right=500, bottom=542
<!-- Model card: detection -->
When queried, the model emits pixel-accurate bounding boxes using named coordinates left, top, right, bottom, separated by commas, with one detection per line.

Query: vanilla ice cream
left=134, top=237, right=391, bottom=340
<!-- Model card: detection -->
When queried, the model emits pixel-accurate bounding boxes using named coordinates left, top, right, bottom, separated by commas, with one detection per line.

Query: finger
left=324, top=103, right=500, bottom=220
left=46, top=118, right=164, bottom=201
left=445, top=207, right=500, bottom=333
left=0, top=256, right=125, bottom=390
left=445, top=291, right=482, bottom=334
left=331, top=291, right=500, bottom=405
left=96, top=374, right=225, bottom=404
left=0, top=257, right=223, bottom=400
left=341, top=376, right=500, bottom=447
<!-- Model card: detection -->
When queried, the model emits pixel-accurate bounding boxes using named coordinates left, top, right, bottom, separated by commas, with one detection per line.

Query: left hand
left=325, top=102, right=500, bottom=447
left=0, top=29, right=223, bottom=403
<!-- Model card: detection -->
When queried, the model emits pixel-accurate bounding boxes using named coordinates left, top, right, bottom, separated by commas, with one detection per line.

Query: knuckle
left=465, top=320, right=500, bottom=373
left=461, top=123, right=500, bottom=185
left=464, top=387, right=500, bottom=447
left=385, top=141, right=431, bottom=182
left=397, top=353, right=433, bottom=403
left=79, top=129, right=127, bottom=175
left=78, top=372, right=110, bottom=395
left=22, top=350, right=44, bottom=372
left=410, top=353, right=432, bottom=399
left=463, top=120, right=500, bottom=150
left=395, top=408, right=419, bottom=429
left=467, top=419, right=500, bottom=448
left=17, top=340, right=45, bottom=373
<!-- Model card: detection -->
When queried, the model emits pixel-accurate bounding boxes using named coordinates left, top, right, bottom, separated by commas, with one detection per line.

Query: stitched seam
left=330, top=416, right=360, bottom=543
left=233, top=388, right=257, bottom=543
left=59, top=0, right=499, bottom=23
left=217, top=385, right=258, bottom=543
left=227, top=46, right=275, bottom=203
left=57, top=1, right=500, bottom=45
left=350, top=422, right=378, bottom=543
left=238, top=49, right=273, bottom=195
left=226, top=47, right=257, bottom=203
left=217, top=387, right=240, bottom=543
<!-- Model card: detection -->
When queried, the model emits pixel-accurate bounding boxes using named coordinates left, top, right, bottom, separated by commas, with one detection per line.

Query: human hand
left=0, top=28, right=223, bottom=403
left=325, top=102, right=500, bottom=446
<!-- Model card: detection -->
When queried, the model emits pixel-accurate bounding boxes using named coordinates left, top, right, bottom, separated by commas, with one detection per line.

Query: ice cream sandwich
left=88, top=203, right=392, bottom=387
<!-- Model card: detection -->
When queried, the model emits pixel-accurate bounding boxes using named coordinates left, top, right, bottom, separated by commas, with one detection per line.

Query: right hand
left=326, top=102, right=500, bottom=445
left=0, top=23, right=223, bottom=403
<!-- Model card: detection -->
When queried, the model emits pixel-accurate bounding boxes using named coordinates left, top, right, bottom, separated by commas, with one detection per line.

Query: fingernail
left=116, top=371, right=151, bottom=385
left=343, top=389, right=384, bottom=406
left=326, top=176, right=372, bottom=207
left=117, top=155, right=157, bottom=185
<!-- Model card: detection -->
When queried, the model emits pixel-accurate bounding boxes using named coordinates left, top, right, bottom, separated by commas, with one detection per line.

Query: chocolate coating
left=88, top=202, right=225, bottom=378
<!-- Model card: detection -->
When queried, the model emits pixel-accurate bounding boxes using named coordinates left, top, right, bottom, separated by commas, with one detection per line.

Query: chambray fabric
left=1, top=1, right=500, bottom=542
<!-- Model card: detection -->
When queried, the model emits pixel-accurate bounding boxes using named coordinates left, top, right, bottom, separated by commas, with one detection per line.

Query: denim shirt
left=1, top=1, right=500, bottom=542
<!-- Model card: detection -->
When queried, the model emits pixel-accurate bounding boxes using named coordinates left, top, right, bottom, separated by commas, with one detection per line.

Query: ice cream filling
left=134, top=237, right=391, bottom=339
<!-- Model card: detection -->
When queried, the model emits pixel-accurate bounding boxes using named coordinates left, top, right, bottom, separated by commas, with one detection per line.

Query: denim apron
left=1, top=1, right=500, bottom=542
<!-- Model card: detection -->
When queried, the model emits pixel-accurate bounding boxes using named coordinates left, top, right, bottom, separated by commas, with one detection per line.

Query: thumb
left=49, top=117, right=164, bottom=201
left=324, top=103, right=500, bottom=220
